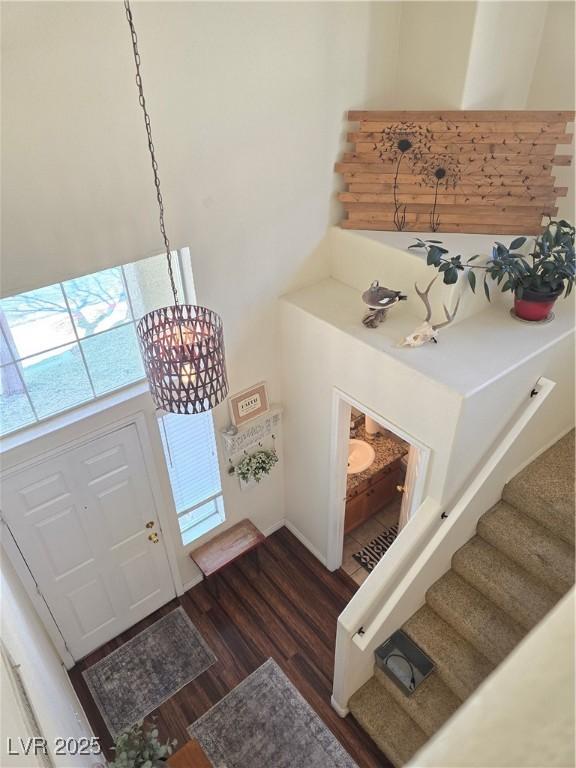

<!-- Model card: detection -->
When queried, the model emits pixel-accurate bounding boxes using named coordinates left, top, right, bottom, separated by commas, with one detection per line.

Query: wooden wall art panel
left=335, top=110, right=575, bottom=235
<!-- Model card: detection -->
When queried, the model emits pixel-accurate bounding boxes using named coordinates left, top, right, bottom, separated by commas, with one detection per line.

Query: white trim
left=261, top=519, right=286, bottom=538
left=284, top=520, right=328, bottom=567
left=0, top=530, right=76, bottom=670
left=181, top=573, right=204, bottom=593
left=0, top=381, right=150, bottom=456
left=131, top=412, right=184, bottom=597
left=326, top=387, right=431, bottom=571
left=330, top=694, right=349, bottom=718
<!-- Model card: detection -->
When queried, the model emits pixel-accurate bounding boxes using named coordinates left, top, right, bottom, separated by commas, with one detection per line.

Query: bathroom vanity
left=345, top=423, right=408, bottom=534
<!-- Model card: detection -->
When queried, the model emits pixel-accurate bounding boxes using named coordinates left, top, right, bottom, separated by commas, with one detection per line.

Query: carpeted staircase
left=349, top=430, right=575, bottom=767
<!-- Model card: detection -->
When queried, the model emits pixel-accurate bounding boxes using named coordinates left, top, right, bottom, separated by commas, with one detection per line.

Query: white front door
left=1, top=423, right=176, bottom=660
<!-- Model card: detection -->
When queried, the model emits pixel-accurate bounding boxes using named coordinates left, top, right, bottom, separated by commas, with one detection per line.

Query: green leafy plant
left=234, top=448, right=278, bottom=484
left=410, top=219, right=575, bottom=300
left=108, top=722, right=177, bottom=768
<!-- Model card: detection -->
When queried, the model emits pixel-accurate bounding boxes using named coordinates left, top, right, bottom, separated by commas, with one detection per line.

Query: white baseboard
left=181, top=573, right=204, bottom=593
left=506, top=423, right=575, bottom=482
left=331, top=694, right=349, bottom=718
left=261, top=519, right=286, bottom=537
left=284, top=520, right=328, bottom=566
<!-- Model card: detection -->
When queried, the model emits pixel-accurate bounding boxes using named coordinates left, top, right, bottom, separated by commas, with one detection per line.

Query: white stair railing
left=332, top=377, right=556, bottom=716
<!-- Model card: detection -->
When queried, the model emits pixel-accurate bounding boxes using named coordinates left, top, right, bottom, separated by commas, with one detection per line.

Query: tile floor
left=342, top=498, right=402, bottom=586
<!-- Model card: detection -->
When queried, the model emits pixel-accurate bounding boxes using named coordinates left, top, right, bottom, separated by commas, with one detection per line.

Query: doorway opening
left=327, top=390, right=430, bottom=584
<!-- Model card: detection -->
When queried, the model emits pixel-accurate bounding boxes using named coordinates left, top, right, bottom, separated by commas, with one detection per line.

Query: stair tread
left=349, top=676, right=427, bottom=768
left=348, top=433, right=574, bottom=766
left=374, top=665, right=460, bottom=737
left=403, top=604, right=494, bottom=701
left=503, top=429, right=575, bottom=545
left=478, top=501, right=575, bottom=596
left=453, top=535, right=559, bottom=630
left=426, top=570, right=526, bottom=662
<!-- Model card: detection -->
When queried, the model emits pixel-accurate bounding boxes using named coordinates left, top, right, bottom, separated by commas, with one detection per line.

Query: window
left=159, top=411, right=225, bottom=545
left=0, top=253, right=183, bottom=436
left=0, top=247, right=225, bottom=545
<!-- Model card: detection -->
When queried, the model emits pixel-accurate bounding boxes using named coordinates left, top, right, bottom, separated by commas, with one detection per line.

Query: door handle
left=145, top=521, right=155, bottom=529
left=148, top=532, right=159, bottom=543
left=396, top=485, right=406, bottom=493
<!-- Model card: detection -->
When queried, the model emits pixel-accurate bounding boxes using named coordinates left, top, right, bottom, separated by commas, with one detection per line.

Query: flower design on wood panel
left=416, top=154, right=461, bottom=232
left=371, top=123, right=432, bottom=231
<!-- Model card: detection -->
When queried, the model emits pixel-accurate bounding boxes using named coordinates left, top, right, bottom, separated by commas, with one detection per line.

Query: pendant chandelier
left=124, top=0, right=228, bottom=414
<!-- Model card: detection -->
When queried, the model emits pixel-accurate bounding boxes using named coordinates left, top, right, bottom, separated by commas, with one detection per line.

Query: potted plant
left=410, top=218, right=575, bottom=322
left=108, top=722, right=177, bottom=768
left=232, top=447, right=278, bottom=485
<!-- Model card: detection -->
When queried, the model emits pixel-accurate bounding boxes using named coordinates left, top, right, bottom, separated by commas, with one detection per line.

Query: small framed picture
left=229, top=382, right=269, bottom=427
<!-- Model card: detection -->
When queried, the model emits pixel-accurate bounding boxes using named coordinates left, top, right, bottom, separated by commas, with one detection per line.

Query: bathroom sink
left=347, top=439, right=376, bottom=475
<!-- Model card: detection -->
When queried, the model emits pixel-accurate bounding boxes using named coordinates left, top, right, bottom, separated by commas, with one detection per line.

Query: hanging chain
left=123, top=0, right=179, bottom=305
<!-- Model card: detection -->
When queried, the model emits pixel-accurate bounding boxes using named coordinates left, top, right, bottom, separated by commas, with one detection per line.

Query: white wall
left=461, top=2, right=548, bottom=109
left=393, top=2, right=478, bottom=108
left=527, top=1, right=576, bottom=223
left=409, top=589, right=575, bottom=768
left=1, top=1, right=397, bottom=296
left=0, top=554, right=98, bottom=767
left=0, top=2, right=402, bottom=590
left=280, top=296, right=463, bottom=560
left=445, top=332, right=575, bottom=503
left=528, top=1, right=576, bottom=111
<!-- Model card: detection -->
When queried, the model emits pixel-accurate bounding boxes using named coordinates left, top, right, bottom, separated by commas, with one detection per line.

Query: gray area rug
left=188, top=658, right=358, bottom=768
left=83, top=607, right=216, bottom=737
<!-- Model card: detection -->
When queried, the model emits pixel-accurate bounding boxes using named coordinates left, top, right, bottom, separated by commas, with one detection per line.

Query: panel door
left=1, top=423, right=176, bottom=660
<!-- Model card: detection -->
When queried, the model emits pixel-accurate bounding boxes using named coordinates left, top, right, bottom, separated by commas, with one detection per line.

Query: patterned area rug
left=83, top=607, right=216, bottom=737
left=188, top=658, right=358, bottom=768
left=352, top=524, right=399, bottom=573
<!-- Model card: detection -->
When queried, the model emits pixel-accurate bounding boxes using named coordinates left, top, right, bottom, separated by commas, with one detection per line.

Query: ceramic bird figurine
left=362, top=281, right=407, bottom=328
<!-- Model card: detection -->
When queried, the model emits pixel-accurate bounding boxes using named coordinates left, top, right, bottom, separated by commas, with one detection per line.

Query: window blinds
left=159, top=411, right=222, bottom=514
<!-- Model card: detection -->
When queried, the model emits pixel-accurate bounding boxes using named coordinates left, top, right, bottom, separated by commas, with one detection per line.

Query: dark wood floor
left=69, top=527, right=390, bottom=768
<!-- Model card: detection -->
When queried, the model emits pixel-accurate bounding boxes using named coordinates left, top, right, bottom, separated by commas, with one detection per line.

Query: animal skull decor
left=400, top=277, right=460, bottom=347
left=361, top=281, right=407, bottom=328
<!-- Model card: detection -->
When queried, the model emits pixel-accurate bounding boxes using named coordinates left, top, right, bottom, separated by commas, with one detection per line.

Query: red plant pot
left=514, top=288, right=562, bottom=322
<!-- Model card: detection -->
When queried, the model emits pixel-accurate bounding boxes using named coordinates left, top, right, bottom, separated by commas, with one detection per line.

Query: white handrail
left=337, top=497, right=441, bottom=637
left=332, top=377, right=556, bottom=715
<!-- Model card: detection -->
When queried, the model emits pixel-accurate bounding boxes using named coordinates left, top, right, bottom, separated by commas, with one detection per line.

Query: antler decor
left=399, top=277, right=461, bottom=347
left=336, top=110, right=574, bottom=234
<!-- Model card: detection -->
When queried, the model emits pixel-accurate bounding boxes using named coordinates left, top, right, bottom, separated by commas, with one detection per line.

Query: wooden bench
left=168, top=738, right=212, bottom=767
left=190, top=519, right=265, bottom=596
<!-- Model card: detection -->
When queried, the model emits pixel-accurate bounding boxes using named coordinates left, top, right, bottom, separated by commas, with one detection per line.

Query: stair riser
left=452, top=539, right=558, bottom=631
left=426, top=573, right=526, bottom=663
left=349, top=677, right=427, bottom=768
left=374, top=666, right=460, bottom=737
left=477, top=514, right=574, bottom=597
left=453, top=561, right=554, bottom=630
left=502, top=488, right=575, bottom=546
left=403, top=606, right=495, bottom=702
